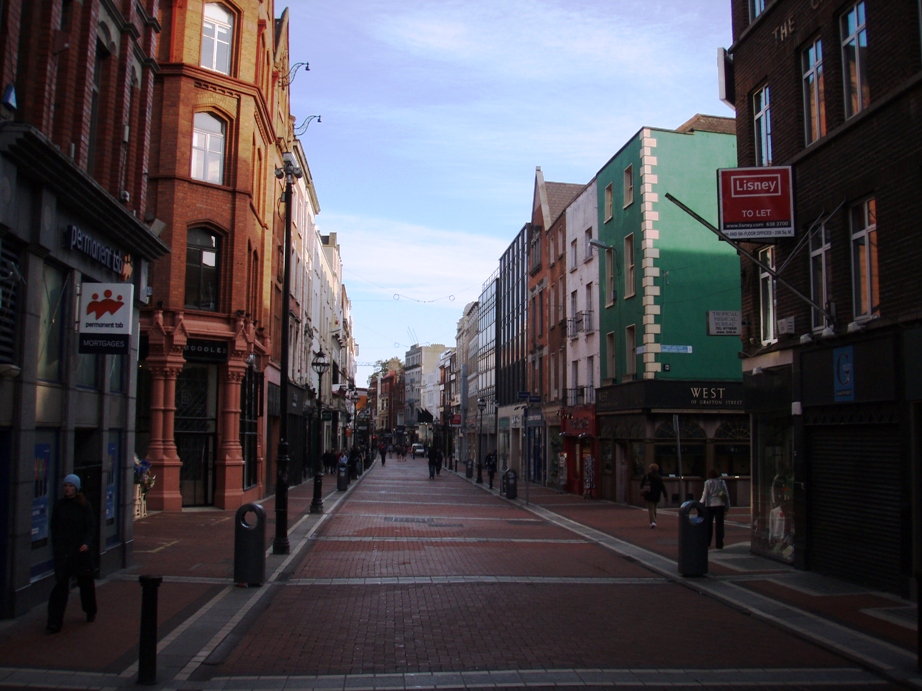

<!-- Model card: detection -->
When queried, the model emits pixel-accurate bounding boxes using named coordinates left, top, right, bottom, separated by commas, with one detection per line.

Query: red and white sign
left=718, top=166, right=794, bottom=239
left=78, top=283, right=133, bottom=354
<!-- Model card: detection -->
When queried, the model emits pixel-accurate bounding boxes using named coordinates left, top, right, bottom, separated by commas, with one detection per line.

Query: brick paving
left=0, top=454, right=917, bottom=691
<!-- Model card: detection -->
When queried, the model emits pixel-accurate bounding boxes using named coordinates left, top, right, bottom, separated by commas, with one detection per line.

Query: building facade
left=727, top=0, right=922, bottom=596
left=0, top=0, right=169, bottom=616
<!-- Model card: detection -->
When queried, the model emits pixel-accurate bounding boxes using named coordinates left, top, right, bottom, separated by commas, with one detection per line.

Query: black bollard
left=138, top=575, right=163, bottom=685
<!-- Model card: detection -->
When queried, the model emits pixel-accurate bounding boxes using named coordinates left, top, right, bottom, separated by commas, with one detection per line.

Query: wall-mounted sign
left=708, top=310, right=742, bottom=336
left=833, top=346, right=855, bottom=403
left=78, top=283, right=133, bottom=354
left=183, top=338, right=228, bottom=363
left=66, top=225, right=125, bottom=274
left=718, top=166, right=794, bottom=239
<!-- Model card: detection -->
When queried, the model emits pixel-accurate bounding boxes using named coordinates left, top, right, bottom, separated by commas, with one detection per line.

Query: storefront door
left=175, top=366, right=217, bottom=506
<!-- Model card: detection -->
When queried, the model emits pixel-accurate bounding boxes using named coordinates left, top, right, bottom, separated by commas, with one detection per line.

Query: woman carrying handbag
left=701, top=468, right=731, bottom=550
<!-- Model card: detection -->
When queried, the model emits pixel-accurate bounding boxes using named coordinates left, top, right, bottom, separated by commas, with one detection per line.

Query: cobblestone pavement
left=0, top=455, right=917, bottom=690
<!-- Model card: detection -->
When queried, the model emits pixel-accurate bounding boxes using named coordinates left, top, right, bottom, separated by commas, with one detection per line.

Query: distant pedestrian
left=485, top=452, right=497, bottom=489
left=435, top=448, right=443, bottom=476
left=427, top=446, right=438, bottom=478
left=46, top=474, right=97, bottom=634
left=640, top=464, right=667, bottom=528
left=379, top=443, right=386, bottom=466
left=701, top=468, right=731, bottom=549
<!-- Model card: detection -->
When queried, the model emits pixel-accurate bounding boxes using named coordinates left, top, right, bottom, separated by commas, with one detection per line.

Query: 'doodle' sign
left=78, top=283, right=134, bottom=354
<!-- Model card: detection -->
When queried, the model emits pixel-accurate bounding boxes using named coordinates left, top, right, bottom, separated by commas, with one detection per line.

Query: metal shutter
left=806, top=424, right=902, bottom=594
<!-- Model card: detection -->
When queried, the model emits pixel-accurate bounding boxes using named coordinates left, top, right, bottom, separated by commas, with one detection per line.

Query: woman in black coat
left=640, top=463, right=668, bottom=528
left=46, top=474, right=97, bottom=633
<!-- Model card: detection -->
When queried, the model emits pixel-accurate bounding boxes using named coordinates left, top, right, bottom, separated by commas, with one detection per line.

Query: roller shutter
left=806, top=424, right=902, bottom=594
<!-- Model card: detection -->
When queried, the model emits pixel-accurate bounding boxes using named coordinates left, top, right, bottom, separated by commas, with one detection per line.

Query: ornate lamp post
left=476, top=397, right=486, bottom=484
left=310, top=349, right=330, bottom=514
left=272, top=152, right=302, bottom=555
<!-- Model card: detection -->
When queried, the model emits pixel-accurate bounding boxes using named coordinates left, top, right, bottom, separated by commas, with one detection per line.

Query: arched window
left=191, top=112, right=225, bottom=184
left=200, top=3, right=233, bottom=74
left=185, top=228, right=220, bottom=311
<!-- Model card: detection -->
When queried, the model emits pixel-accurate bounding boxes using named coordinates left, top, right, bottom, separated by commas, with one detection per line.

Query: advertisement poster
left=557, top=453, right=567, bottom=485
left=32, top=444, right=51, bottom=542
left=583, top=455, right=596, bottom=497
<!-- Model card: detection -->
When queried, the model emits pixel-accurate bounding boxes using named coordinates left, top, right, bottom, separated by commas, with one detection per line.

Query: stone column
left=214, top=362, right=246, bottom=509
left=146, top=365, right=183, bottom=511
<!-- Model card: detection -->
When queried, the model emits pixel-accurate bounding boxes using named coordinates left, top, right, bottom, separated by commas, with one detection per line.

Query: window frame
left=604, top=247, right=615, bottom=306
left=758, top=247, right=776, bottom=345
left=750, top=0, right=766, bottom=22
left=624, top=233, right=635, bottom=299
left=753, top=85, right=773, bottom=166
left=191, top=112, right=227, bottom=185
left=802, top=37, right=826, bottom=145
left=809, top=224, right=832, bottom=331
left=623, top=165, right=634, bottom=207
left=605, top=331, right=616, bottom=380
left=604, top=183, right=613, bottom=222
left=624, top=324, right=636, bottom=381
left=200, top=3, right=234, bottom=75
left=185, top=227, right=222, bottom=312
left=850, top=197, right=878, bottom=321
left=841, top=1, right=869, bottom=119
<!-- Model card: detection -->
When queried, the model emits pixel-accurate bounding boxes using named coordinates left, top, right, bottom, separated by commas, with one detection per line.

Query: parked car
left=411, top=443, right=425, bottom=457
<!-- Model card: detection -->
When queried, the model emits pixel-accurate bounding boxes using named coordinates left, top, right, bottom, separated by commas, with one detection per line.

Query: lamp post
left=310, top=349, right=330, bottom=514
left=476, top=397, right=486, bottom=484
left=272, top=152, right=302, bottom=555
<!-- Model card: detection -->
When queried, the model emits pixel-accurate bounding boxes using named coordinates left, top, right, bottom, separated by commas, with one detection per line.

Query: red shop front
left=561, top=408, right=599, bottom=499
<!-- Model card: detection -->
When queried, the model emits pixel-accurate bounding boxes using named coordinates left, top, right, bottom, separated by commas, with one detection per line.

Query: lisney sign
left=78, top=283, right=133, bottom=354
left=718, top=166, right=794, bottom=239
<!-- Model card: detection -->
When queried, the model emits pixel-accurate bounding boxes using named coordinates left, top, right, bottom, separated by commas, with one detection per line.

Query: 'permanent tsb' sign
left=78, top=283, right=133, bottom=354
left=718, top=166, right=794, bottom=240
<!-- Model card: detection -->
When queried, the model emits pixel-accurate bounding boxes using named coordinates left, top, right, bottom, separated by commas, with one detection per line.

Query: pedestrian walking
left=435, top=448, right=443, bottom=476
left=46, top=474, right=97, bottom=634
left=640, top=463, right=667, bottom=528
left=701, top=468, right=731, bottom=549
left=427, top=446, right=438, bottom=478
left=485, top=452, right=497, bottom=489
left=379, top=443, right=386, bottom=466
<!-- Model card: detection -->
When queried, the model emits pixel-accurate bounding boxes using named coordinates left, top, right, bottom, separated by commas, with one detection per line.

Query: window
left=605, top=331, right=616, bottom=379
left=624, top=233, right=635, bottom=298
left=809, top=224, right=832, bottom=331
left=584, top=283, right=593, bottom=331
left=538, top=290, right=544, bottom=335
left=750, top=0, right=766, bottom=22
left=39, top=264, right=66, bottom=382
left=191, top=113, right=226, bottom=184
left=587, top=355, right=594, bottom=388
left=623, top=165, right=634, bottom=207
left=185, top=228, right=220, bottom=311
left=605, top=248, right=615, bottom=306
left=803, top=38, right=826, bottom=144
left=87, top=41, right=109, bottom=177
left=570, top=239, right=577, bottom=270
left=841, top=2, right=869, bottom=118
left=625, top=325, right=636, bottom=380
left=604, top=183, right=613, bottom=221
left=759, top=247, right=776, bottom=344
left=584, top=228, right=593, bottom=261
left=850, top=198, right=878, bottom=319
left=550, top=352, right=557, bottom=400
left=201, top=3, right=234, bottom=74
left=753, top=85, right=772, bottom=166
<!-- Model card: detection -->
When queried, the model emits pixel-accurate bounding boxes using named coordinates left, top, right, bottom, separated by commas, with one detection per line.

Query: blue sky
left=287, top=0, right=735, bottom=387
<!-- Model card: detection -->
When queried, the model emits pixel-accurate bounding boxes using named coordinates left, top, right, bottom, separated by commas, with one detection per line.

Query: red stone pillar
left=214, top=362, right=246, bottom=509
left=146, top=365, right=183, bottom=511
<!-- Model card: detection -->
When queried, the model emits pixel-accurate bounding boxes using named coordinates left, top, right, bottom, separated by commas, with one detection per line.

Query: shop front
left=561, top=407, right=598, bottom=498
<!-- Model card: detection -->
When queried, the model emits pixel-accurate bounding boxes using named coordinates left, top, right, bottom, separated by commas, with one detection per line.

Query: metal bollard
left=505, top=470, right=517, bottom=500
left=337, top=462, right=349, bottom=491
left=137, top=574, right=163, bottom=685
left=466, top=460, right=474, bottom=478
left=234, top=503, right=266, bottom=586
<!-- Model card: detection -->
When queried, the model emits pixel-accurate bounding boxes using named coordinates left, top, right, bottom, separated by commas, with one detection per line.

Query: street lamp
left=476, top=397, right=486, bottom=484
left=310, top=349, right=330, bottom=514
left=272, top=152, right=302, bottom=556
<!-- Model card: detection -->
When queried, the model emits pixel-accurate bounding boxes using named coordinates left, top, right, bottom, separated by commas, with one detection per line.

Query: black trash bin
left=677, top=501, right=709, bottom=577
left=337, top=461, right=349, bottom=491
left=233, top=503, right=266, bottom=586
left=465, top=460, right=474, bottom=478
left=505, top=470, right=517, bottom=500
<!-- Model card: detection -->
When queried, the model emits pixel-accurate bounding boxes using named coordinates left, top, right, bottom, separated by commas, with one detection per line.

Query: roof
left=545, top=182, right=585, bottom=225
left=675, top=114, right=736, bottom=135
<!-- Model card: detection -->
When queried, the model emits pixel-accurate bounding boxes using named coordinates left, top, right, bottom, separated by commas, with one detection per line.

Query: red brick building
left=140, top=0, right=299, bottom=510
left=727, top=0, right=922, bottom=595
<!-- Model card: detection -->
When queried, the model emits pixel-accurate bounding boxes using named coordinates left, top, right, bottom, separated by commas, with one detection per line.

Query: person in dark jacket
left=485, top=453, right=497, bottom=489
left=46, top=474, right=97, bottom=633
left=427, top=446, right=438, bottom=478
left=640, top=463, right=668, bottom=528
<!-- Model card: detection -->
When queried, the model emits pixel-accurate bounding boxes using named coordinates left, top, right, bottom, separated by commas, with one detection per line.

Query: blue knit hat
left=63, top=473, right=81, bottom=490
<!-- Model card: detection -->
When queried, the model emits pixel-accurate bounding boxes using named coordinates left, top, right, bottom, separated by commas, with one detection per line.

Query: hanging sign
left=78, top=283, right=133, bottom=354
left=718, top=166, right=794, bottom=239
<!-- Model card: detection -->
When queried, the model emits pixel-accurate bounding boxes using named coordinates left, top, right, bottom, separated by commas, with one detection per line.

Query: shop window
left=109, top=353, right=125, bottom=392
left=185, top=228, right=221, bottom=311
left=191, top=112, right=226, bottom=184
left=32, top=431, right=57, bottom=551
left=841, top=1, right=869, bottom=119
left=201, top=3, right=234, bottom=75
left=751, top=416, right=794, bottom=563
left=76, top=352, right=97, bottom=388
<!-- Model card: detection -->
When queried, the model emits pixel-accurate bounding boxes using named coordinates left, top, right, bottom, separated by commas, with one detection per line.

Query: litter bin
left=505, top=470, right=517, bottom=500
left=233, top=503, right=266, bottom=586
left=465, top=460, right=474, bottom=478
left=677, top=501, right=709, bottom=577
left=337, top=461, right=349, bottom=491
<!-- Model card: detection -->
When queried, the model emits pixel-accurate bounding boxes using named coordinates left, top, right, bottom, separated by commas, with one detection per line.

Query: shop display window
left=751, top=416, right=794, bottom=563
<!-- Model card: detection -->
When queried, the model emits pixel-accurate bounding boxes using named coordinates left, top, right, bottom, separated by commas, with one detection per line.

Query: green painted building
left=593, top=115, right=750, bottom=507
